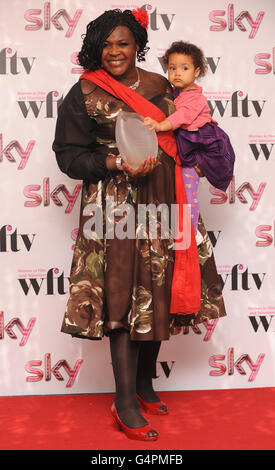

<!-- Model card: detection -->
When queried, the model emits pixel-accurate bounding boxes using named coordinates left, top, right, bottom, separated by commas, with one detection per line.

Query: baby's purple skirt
left=175, top=122, right=235, bottom=192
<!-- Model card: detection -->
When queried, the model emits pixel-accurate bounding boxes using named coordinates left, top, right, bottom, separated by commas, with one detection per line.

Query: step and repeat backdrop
left=1, top=0, right=274, bottom=396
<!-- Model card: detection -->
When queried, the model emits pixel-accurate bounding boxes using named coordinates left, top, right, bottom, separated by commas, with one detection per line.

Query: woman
left=53, top=8, right=226, bottom=441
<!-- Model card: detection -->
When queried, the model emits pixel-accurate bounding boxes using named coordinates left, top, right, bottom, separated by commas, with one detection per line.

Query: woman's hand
left=122, top=157, right=157, bottom=178
left=106, top=154, right=157, bottom=177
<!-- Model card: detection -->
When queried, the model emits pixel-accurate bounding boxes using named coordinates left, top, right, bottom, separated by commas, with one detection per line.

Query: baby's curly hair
left=78, top=9, right=149, bottom=70
left=163, top=41, right=208, bottom=77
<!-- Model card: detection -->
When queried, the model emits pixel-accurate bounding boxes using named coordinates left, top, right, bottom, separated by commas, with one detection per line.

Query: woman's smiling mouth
left=108, top=59, right=125, bottom=65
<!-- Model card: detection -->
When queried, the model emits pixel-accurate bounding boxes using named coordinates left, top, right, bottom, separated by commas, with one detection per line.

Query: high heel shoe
left=137, top=394, right=169, bottom=415
left=111, top=402, right=158, bottom=441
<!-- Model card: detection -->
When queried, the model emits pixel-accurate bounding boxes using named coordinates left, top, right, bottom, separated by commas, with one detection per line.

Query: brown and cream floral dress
left=52, top=69, right=226, bottom=342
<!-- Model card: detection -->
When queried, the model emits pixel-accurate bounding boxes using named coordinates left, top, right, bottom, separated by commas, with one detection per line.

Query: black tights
left=109, top=328, right=161, bottom=429
left=136, top=339, right=161, bottom=402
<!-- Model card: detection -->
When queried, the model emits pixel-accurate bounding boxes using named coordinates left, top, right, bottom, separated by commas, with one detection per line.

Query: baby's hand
left=144, top=117, right=159, bottom=131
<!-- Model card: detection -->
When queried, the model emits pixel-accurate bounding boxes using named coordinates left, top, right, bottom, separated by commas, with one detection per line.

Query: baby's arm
left=144, top=117, right=172, bottom=132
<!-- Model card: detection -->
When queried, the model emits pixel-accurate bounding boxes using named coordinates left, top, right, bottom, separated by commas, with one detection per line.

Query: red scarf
left=80, top=69, right=201, bottom=315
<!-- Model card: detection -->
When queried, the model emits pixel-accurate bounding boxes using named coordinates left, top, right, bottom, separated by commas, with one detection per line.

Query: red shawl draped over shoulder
left=80, top=69, right=201, bottom=315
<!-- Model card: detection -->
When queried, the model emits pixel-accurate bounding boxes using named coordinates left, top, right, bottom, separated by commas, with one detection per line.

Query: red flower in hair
left=132, top=8, right=149, bottom=30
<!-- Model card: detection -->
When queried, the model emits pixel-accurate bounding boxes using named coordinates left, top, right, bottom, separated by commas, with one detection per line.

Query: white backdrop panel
left=0, top=0, right=274, bottom=396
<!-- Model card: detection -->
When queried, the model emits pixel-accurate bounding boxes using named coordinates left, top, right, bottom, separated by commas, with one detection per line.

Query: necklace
left=128, top=68, right=140, bottom=90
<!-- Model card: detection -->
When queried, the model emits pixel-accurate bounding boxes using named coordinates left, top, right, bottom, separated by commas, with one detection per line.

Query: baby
left=144, top=41, right=235, bottom=244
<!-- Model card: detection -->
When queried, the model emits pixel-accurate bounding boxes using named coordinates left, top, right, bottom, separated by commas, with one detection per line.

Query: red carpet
left=0, top=388, right=274, bottom=451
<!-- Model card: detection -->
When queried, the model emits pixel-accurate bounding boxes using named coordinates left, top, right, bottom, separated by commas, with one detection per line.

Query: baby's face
left=167, top=53, right=200, bottom=90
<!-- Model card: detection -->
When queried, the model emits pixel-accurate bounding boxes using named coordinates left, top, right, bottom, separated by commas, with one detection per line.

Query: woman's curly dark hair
left=162, top=41, right=208, bottom=77
left=78, top=9, right=149, bottom=70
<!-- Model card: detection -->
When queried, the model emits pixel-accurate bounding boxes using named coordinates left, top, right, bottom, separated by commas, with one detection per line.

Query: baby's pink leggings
left=182, top=166, right=200, bottom=234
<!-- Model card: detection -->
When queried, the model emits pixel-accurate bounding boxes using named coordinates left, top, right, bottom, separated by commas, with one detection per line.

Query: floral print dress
left=52, top=75, right=226, bottom=342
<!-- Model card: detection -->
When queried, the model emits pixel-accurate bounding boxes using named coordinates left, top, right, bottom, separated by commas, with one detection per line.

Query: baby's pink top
left=167, top=84, right=216, bottom=131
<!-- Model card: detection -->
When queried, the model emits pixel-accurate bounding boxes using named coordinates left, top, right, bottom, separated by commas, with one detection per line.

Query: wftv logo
left=25, top=353, right=83, bottom=387
left=155, top=361, right=175, bottom=379
left=255, top=48, right=275, bottom=74
left=210, top=177, right=266, bottom=211
left=219, top=264, right=266, bottom=291
left=209, top=4, right=265, bottom=38
left=0, top=134, right=35, bottom=169
left=249, top=143, right=274, bottom=161
left=209, top=347, right=265, bottom=381
left=0, top=311, right=36, bottom=346
left=205, top=57, right=221, bottom=74
left=17, top=91, right=63, bottom=118
left=157, top=55, right=221, bottom=75
left=71, top=53, right=223, bottom=77
left=0, top=48, right=35, bottom=75
left=0, top=225, right=36, bottom=252
left=18, top=267, right=69, bottom=296
left=207, top=91, right=265, bottom=119
left=141, top=4, right=175, bottom=30
left=249, top=314, right=275, bottom=332
left=24, top=177, right=82, bottom=213
left=207, top=231, right=221, bottom=248
left=24, top=2, right=82, bottom=38
left=256, top=224, right=275, bottom=247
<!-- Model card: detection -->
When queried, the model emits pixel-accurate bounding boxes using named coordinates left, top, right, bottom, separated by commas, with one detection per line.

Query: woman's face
left=101, top=25, right=139, bottom=79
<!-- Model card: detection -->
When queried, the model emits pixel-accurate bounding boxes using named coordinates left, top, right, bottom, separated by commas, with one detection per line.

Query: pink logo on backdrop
left=209, top=4, right=265, bottom=38
left=0, top=134, right=35, bottom=169
left=209, top=347, right=265, bottom=381
left=71, top=52, right=83, bottom=74
left=171, top=319, right=219, bottom=340
left=254, top=48, right=275, bottom=74
left=24, top=2, right=82, bottom=38
left=0, top=311, right=36, bottom=346
left=25, top=353, right=83, bottom=387
left=0, top=48, right=36, bottom=75
left=210, top=177, right=266, bottom=211
left=71, top=228, right=78, bottom=250
left=23, top=177, right=82, bottom=213
left=255, top=224, right=275, bottom=247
